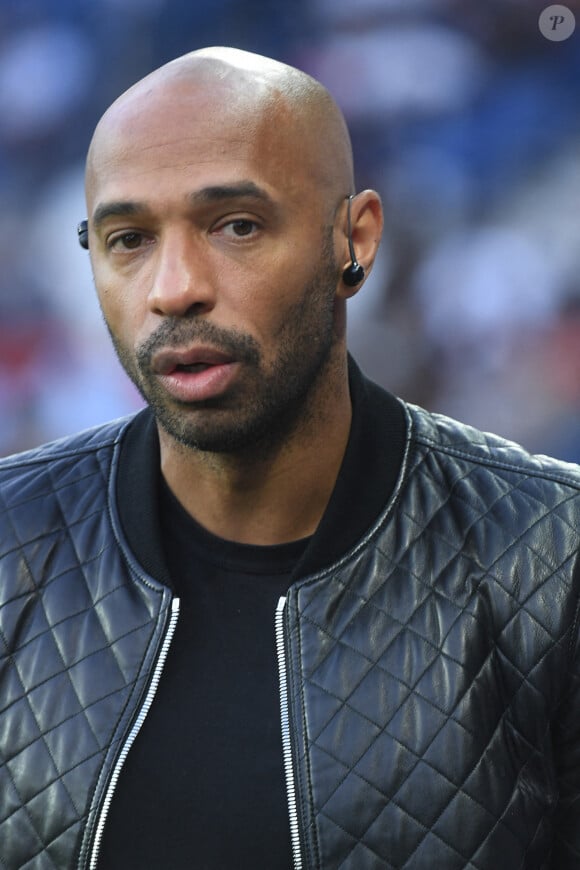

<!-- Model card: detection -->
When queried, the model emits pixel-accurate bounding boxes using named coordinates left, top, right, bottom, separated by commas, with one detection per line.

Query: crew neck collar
left=159, top=476, right=310, bottom=576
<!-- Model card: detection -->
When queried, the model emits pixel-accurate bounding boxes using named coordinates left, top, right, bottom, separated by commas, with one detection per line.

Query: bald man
left=1, top=48, right=580, bottom=870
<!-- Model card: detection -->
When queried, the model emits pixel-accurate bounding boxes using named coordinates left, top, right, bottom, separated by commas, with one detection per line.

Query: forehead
left=86, top=80, right=312, bottom=211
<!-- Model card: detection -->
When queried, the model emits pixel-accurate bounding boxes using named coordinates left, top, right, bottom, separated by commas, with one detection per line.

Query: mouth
left=152, top=346, right=240, bottom=403
left=154, top=345, right=236, bottom=375
left=174, top=362, right=215, bottom=374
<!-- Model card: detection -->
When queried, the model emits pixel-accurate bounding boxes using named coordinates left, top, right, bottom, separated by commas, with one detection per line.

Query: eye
left=229, top=219, right=255, bottom=236
left=108, top=231, right=147, bottom=251
left=217, top=218, right=261, bottom=239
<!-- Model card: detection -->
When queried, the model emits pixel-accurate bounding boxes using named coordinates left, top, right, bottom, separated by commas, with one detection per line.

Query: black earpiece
left=342, top=261, right=365, bottom=287
left=342, top=195, right=365, bottom=287
left=77, top=220, right=89, bottom=250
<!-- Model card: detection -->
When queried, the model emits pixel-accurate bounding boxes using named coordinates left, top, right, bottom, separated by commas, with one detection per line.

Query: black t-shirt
left=98, top=481, right=308, bottom=869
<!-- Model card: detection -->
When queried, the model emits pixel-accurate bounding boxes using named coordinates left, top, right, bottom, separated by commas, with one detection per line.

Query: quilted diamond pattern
left=0, top=423, right=171, bottom=869
left=2, top=400, right=580, bottom=869
left=286, top=405, right=580, bottom=868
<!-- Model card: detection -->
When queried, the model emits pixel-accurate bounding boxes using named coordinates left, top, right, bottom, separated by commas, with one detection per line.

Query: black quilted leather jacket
left=1, top=361, right=580, bottom=869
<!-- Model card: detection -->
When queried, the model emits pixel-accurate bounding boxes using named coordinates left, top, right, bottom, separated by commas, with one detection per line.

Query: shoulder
left=0, top=416, right=135, bottom=474
left=0, top=416, right=137, bottom=528
left=392, top=402, right=580, bottom=636
left=397, top=401, right=580, bottom=571
left=405, top=401, right=580, bottom=492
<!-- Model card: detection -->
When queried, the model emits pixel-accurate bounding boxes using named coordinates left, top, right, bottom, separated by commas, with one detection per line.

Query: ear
left=337, top=190, right=383, bottom=299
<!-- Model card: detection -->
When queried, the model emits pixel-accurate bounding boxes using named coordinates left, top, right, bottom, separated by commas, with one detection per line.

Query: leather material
left=285, top=405, right=580, bottom=868
left=0, top=421, right=172, bottom=869
left=0, top=400, right=579, bottom=867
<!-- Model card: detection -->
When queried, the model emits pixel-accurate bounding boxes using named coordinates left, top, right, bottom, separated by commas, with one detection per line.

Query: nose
left=147, top=229, right=215, bottom=317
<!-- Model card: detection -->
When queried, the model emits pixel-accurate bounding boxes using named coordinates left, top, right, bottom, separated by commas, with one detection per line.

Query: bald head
left=86, top=47, right=354, bottom=213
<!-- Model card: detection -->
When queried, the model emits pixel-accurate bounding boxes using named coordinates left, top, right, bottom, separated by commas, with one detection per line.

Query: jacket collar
left=116, top=356, right=408, bottom=587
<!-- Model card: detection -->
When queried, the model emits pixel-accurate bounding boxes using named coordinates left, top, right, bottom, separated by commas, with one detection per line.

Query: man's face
left=86, top=79, right=344, bottom=453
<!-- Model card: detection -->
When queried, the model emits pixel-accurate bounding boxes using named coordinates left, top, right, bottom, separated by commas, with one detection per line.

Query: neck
left=159, top=355, right=351, bottom=545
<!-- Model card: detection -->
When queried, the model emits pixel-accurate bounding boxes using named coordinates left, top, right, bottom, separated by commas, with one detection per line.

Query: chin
left=156, top=397, right=308, bottom=457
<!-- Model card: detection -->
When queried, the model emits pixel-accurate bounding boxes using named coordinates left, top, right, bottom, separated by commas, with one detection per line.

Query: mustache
left=136, top=318, right=261, bottom=370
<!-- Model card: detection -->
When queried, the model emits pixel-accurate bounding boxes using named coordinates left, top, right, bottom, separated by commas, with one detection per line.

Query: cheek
left=246, top=292, right=301, bottom=351
left=95, top=281, right=122, bottom=328
left=93, top=265, right=145, bottom=343
left=228, top=248, right=316, bottom=326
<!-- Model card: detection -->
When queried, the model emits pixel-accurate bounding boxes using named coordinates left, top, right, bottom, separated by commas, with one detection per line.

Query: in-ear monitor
left=342, top=195, right=365, bottom=286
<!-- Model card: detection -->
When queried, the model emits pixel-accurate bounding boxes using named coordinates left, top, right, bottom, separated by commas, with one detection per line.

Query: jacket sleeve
left=551, top=553, right=580, bottom=866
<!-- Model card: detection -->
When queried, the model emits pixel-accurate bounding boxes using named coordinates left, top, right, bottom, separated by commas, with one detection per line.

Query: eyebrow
left=91, top=182, right=276, bottom=230
left=92, top=200, right=148, bottom=229
left=189, top=181, right=275, bottom=207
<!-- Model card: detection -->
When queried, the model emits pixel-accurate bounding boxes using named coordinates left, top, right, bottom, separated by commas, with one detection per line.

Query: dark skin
left=85, top=47, right=383, bottom=545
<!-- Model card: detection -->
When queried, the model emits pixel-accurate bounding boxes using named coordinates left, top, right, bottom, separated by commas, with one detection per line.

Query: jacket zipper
left=276, top=596, right=303, bottom=870
left=88, top=596, right=181, bottom=869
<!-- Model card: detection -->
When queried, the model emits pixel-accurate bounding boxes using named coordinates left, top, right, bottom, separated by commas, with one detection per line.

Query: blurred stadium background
left=2, top=0, right=580, bottom=460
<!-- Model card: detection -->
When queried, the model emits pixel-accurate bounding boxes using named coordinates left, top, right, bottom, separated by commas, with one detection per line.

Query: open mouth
left=154, top=346, right=236, bottom=376
left=155, top=355, right=240, bottom=403
left=175, top=362, right=214, bottom=373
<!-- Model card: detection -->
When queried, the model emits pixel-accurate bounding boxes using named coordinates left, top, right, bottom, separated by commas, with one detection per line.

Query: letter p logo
left=539, top=5, right=576, bottom=40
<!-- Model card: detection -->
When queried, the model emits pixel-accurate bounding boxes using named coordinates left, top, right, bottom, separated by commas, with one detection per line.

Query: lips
left=153, top=345, right=236, bottom=376
left=151, top=345, right=240, bottom=403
